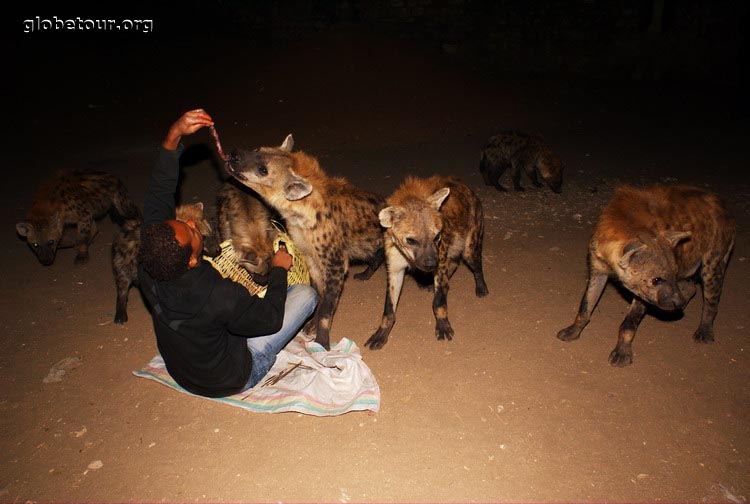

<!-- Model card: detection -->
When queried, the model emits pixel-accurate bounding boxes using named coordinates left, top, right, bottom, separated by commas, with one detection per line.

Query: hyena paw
left=435, top=320, right=454, bottom=341
left=302, top=318, right=317, bottom=338
left=74, top=253, right=90, bottom=265
left=114, top=312, right=128, bottom=324
left=365, top=331, right=389, bottom=351
left=608, top=345, right=633, bottom=367
left=493, top=184, right=508, bottom=192
left=513, top=185, right=525, bottom=192
left=693, top=326, right=715, bottom=344
left=475, top=283, right=489, bottom=297
left=556, top=325, right=582, bottom=342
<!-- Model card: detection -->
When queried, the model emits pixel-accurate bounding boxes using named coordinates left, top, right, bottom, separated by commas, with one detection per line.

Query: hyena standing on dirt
left=16, top=170, right=140, bottom=265
left=225, top=134, right=385, bottom=349
left=557, top=185, right=735, bottom=367
left=365, top=176, right=488, bottom=350
left=479, top=131, right=564, bottom=193
left=111, top=202, right=221, bottom=324
left=217, top=181, right=279, bottom=285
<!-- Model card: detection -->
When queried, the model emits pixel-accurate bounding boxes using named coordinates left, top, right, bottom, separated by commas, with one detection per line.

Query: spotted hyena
left=217, top=181, right=279, bottom=285
left=111, top=202, right=221, bottom=324
left=365, top=176, right=488, bottom=350
left=16, top=170, right=140, bottom=265
left=480, top=131, right=563, bottom=193
left=557, top=185, right=735, bottom=366
left=226, top=134, right=385, bottom=349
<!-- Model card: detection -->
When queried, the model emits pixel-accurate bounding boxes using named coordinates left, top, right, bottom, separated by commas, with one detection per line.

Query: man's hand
left=162, top=109, right=214, bottom=150
left=271, top=245, right=293, bottom=271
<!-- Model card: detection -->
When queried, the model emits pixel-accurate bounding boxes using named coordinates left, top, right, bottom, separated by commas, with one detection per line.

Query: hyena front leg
left=557, top=271, right=608, bottom=341
left=464, top=215, right=488, bottom=297
left=609, top=297, right=647, bottom=367
left=353, top=247, right=385, bottom=281
left=365, top=251, right=408, bottom=350
left=114, top=270, right=133, bottom=324
left=75, top=217, right=98, bottom=265
left=510, top=160, right=525, bottom=192
left=433, top=256, right=458, bottom=341
left=694, top=251, right=730, bottom=343
left=313, top=256, right=348, bottom=350
left=530, top=166, right=544, bottom=188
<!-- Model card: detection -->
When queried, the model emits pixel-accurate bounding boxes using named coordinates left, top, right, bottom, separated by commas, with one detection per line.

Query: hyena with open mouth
left=225, top=134, right=385, bottom=349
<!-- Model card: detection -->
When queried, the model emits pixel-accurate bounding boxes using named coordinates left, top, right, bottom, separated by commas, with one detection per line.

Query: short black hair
left=138, top=222, right=192, bottom=281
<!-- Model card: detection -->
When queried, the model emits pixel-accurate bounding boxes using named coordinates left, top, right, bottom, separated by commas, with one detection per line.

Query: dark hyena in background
left=479, top=130, right=564, bottom=193
left=111, top=202, right=221, bottom=324
left=226, top=134, right=385, bottom=349
left=557, top=185, right=735, bottom=367
left=16, top=170, right=140, bottom=265
left=217, top=181, right=279, bottom=285
left=365, top=176, right=488, bottom=350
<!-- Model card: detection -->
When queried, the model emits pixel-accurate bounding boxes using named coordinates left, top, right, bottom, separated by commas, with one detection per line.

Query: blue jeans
left=243, top=284, right=317, bottom=390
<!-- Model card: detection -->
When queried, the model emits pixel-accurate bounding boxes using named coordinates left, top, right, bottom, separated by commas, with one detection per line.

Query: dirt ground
left=4, top=27, right=749, bottom=502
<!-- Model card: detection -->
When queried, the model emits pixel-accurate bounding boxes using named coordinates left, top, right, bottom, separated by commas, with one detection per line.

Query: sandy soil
left=3, top=28, right=749, bottom=502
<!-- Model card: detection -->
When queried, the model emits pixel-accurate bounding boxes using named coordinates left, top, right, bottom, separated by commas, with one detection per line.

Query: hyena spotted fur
left=217, top=181, right=279, bottom=285
left=557, top=185, right=735, bottom=367
left=226, top=134, right=385, bottom=349
left=16, top=170, right=140, bottom=265
left=111, top=202, right=221, bottom=324
left=366, top=176, right=488, bottom=350
left=480, top=131, right=563, bottom=193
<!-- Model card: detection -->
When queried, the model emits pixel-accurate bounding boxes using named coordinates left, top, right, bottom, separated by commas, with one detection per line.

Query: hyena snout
left=414, top=243, right=439, bottom=272
left=655, top=285, right=687, bottom=312
left=34, top=245, right=57, bottom=266
left=225, top=150, right=250, bottom=181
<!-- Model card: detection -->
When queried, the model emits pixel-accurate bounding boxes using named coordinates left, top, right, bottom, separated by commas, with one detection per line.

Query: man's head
left=138, top=220, right=203, bottom=281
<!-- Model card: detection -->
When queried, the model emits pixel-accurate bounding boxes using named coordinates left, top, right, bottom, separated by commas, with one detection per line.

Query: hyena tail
left=112, top=181, right=143, bottom=225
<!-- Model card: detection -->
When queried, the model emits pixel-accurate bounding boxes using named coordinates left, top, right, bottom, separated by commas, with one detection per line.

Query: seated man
left=137, top=109, right=317, bottom=398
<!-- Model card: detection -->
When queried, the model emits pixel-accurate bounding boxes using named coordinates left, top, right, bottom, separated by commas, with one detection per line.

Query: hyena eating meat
left=217, top=181, right=279, bottom=285
left=111, top=202, right=221, bottom=324
left=16, top=170, right=140, bottom=265
left=557, top=185, right=735, bottom=367
left=225, top=134, right=385, bottom=349
left=479, top=130, right=564, bottom=193
left=365, top=176, right=488, bottom=350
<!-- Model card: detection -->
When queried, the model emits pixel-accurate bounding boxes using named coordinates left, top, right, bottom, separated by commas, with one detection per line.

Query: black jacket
left=138, top=145, right=288, bottom=398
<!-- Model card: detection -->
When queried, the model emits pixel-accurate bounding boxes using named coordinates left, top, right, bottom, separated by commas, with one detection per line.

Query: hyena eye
left=47, top=239, right=55, bottom=246
left=406, top=237, right=417, bottom=246
left=652, top=277, right=665, bottom=286
left=258, top=165, right=269, bottom=176
left=32, top=242, right=39, bottom=248
left=434, top=232, right=441, bottom=243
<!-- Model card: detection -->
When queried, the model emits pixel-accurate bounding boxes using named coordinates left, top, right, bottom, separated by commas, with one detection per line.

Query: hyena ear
left=428, top=188, right=451, bottom=210
left=192, top=202, right=205, bottom=214
left=661, top=230, right=691, bottom=248
left=16, top=222, right=32, bottom=237
left=283, top=174, right=312, bottom=201
left=684, top=258, right=702, bottom=278
left=379, top=206, right=405, bottom=228
left=618, top=241, right=648, bottom=270
left=280, top=134, right=294, bottom=152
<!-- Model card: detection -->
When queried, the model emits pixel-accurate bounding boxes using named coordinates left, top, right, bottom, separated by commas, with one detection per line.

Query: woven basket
left=204, top=231, right=310, bottom=298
